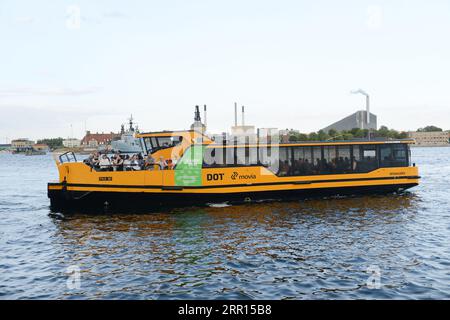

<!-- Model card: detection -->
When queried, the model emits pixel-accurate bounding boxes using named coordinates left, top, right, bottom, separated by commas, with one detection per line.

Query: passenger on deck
left=143, top=156, right=156, bottom=170
left=292, top=159, right=302, bottom=175
left=84, top=153, right=95, bottom=166
left=279, top=160, right=289, bottom=176
left=131, top=155, right=141, bottom=171
left=99, top=154, right=111, bottom=171
left=158, top=156, right=168, bottom=170
left=304, top=159, right=312, bottom=175
left=123, top=155, right=132, bottom=171
left=314, top=158, right=321, bottom=174
left=352, top=157, right=358, bottom=171
left=87, top=152, right=100, bottom=168
left=167, top=159, right=174, bottom=170
left=112, top=154, right=124, bottom=171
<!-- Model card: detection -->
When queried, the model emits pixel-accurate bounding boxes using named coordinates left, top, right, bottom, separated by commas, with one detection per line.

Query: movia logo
left=231, top=172, right=256, bottom=180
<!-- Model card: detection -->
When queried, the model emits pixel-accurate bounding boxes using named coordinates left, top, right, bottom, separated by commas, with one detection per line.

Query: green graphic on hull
left=175, top=145, right=204, bottom=186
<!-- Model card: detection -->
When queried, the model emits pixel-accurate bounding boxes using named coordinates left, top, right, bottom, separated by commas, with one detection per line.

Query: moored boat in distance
left=48, top=108, right=420, bottom=211
left=110, top=115, right=142, bottom=154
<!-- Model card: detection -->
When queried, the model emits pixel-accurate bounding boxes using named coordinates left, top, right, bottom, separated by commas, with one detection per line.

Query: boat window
left=352, top=145, right=361, bottom=171
left=151, top=137, right=158, bottom=148
left=157, top=136, right=182, bottom=148
left=203, top=146, right=259, bottom=167
left=236, top=146, right=258, bottom=166
left=323, top=146, right=337, bottom=174
left=249, top=147, right=258, bottom=166
left=203, top=148, right=225, bottom=167
left=379, top=144, right=408, bottom=168
left=144, top=136, right=183, bottom=154
left=142, top=137, right=155, bottom=153
left=336, top=145, right=352, bottom=173
left=312, top=146, right=322, bottom=174
left=201, top=143, right=409, bottom=174
left=277, top=147, right=292, bottom=176
left=275, top=144, right=381, bottom=177
left=236, top=146, right=246, bottom=165
left=354, top=145, right=378, bottom=173
left=258, top=146, right=272, bottom=167
left=292, top=146, right=314, bottom=175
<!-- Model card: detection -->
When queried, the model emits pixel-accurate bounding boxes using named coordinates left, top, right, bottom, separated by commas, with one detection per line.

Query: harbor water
left=0, top=147, right=449, bottom=299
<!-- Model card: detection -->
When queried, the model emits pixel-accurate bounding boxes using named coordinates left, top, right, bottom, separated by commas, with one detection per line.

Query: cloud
left=103, top=11, right=129, bottom=19
left=0, top=86, right=102, bottom=97
left=0, top=104, right=125, bottom=140
left=14, top=16, right=35, bottom=24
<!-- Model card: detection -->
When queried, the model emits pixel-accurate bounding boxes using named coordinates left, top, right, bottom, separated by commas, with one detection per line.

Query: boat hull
left=48, top=182, right=418, bottom=212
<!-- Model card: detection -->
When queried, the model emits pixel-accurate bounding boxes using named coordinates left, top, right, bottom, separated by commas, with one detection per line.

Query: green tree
left=298, top=133, right=309, bottom=141
left=377, top=126, right=390, bottom=137
left=37, top=138, right=64, bottom=150
left=317, top=130, right=330, bottom=141
left=327, top=129, right=337, bottom=138
left=308, top=132, right=319, bottom=141
left=417, top=125, right=442, bottom=132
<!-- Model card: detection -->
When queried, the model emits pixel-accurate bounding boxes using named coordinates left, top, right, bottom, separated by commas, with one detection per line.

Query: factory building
left=322, top=110, right=377, bottom=133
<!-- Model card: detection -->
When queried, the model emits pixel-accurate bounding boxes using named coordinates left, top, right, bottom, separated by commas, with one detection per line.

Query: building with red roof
left=81, top=131, right=120, bottom=148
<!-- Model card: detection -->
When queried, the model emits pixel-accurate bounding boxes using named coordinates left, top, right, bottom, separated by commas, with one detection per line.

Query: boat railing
left=59, top=151, right=78, bottom=164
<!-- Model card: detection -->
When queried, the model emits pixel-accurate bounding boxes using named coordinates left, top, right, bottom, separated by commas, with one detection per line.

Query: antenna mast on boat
left=194, top=105, right=201, bottom=122
left=191, top=105, right=206, bottom=132
left=203, top=105, right=207, bottom=130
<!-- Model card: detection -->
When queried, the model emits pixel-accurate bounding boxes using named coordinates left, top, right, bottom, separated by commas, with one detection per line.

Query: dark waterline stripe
left=48, top=176, right=420, bottom=190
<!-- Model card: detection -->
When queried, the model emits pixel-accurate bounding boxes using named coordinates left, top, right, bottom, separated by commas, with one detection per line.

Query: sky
left=0, top=0, right=449, bottom=142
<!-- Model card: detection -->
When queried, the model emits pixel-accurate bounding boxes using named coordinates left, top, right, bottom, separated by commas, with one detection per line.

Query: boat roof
left=208, top=138, right=416, bottom=148
left=136, top=130, right=415, bottom=147
left=136, top=129, right=200, bottom=137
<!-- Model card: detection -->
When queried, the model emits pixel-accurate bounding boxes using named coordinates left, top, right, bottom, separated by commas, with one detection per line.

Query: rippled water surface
left=1, top=148, right=449, bottom=299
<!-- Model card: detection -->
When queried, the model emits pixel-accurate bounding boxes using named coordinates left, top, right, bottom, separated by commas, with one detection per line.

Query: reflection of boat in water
left=48, top=106, right=420, bottom=211
left=110, top=115, right=142, bottom=153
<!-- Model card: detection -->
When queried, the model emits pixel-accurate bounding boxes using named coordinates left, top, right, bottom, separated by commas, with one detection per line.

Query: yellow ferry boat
left=48, top=122, right=420, bottom=210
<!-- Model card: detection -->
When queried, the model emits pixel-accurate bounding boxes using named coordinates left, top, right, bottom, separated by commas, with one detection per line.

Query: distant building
left=408, top=131, right=449, bottom=146
left=32, top=144, right=49, bottom=152
left=322, top=110, right=377, bottom=133
left=81, top=131, right=119, bottom=148
left=63, top=138, right=81, bottom=148
left=11, top=139, right=35, bottom=152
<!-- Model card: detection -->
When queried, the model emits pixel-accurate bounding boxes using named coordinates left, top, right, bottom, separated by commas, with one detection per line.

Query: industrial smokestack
left=365, top=95, right=370, bottom=125
left=234, top=102, right=238, bottom=127
left=350, top=89, right=370, bottom=127
left=241, top=105, right=245, bottom=126
left=194, top=105, right=201, bottom=122
left=203, top=105, right=207, bottom=129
